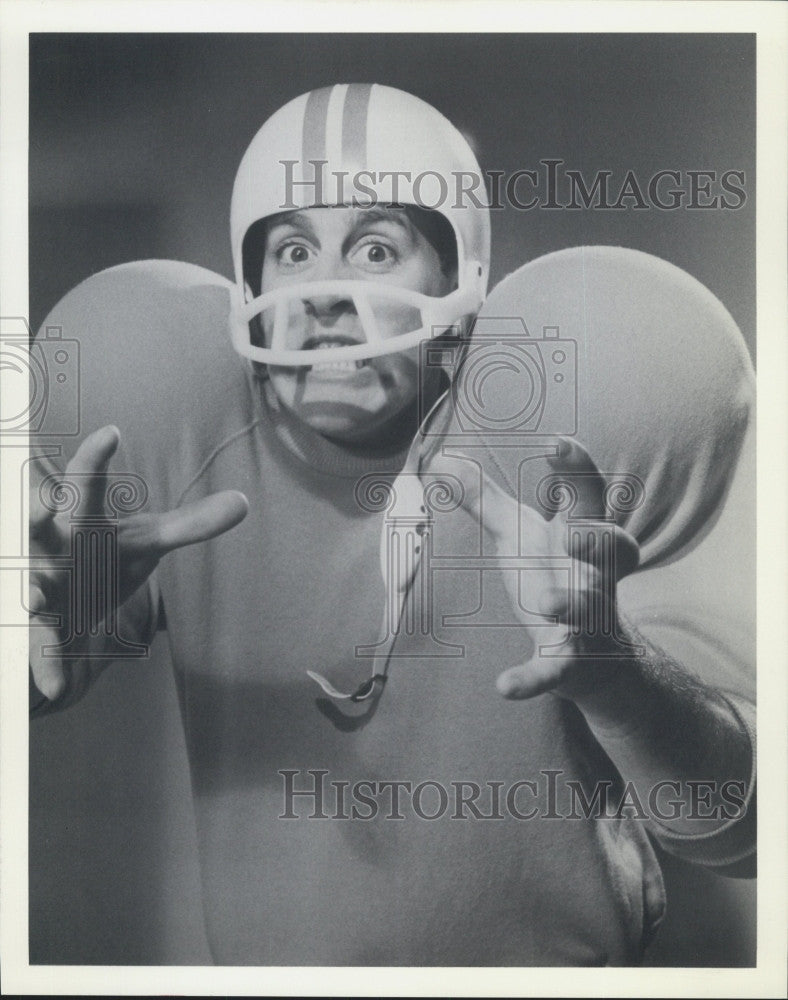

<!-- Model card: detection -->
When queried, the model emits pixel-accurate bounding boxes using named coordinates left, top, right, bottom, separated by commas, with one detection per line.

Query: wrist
left=552, top=614, right=649, bottom=738
left=557, top=655, right=650, bottom=741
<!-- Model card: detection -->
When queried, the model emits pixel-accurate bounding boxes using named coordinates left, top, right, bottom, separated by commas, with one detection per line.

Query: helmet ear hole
left=241, top=218, right=270, bottom=299
left=249, top=312, right=267, bottom=349
left=402, top=204, right=458, bottom=285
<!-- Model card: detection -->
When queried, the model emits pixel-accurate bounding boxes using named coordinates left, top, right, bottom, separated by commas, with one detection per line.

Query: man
left=29, top=84, right=755, bottom=965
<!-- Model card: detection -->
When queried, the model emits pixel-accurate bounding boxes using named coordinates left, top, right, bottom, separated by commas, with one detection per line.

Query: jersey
left=30, top=253, right=755, bottom=965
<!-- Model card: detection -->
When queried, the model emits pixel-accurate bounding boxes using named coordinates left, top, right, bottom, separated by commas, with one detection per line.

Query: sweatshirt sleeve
left=616, top=421, right=756, bottom=874
left=647, top=692, right=756, bottom=876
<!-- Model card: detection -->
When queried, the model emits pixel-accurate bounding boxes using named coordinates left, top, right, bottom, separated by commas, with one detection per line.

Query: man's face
left=257, top=206, right=455, bottom=446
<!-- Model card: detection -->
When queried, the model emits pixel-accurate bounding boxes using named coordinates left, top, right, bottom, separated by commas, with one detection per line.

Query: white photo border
left=1, top=2, right=786, bottom=996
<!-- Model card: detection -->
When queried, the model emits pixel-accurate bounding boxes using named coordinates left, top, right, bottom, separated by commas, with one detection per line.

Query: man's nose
left=304, top=294, right=356, bottom=325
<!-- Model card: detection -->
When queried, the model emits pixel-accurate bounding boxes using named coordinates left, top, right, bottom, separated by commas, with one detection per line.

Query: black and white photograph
left=1, top=2, right=786, bottom=995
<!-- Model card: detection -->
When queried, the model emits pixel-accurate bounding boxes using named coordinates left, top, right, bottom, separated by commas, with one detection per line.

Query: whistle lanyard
left=306, top=387, right=451, bottom=704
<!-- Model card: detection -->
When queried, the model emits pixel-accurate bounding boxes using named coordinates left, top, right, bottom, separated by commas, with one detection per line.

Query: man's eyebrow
left=344, top=206, right=413, bottom=243
left=351, top=205, right=409, bottom=227
left=265, top=211, right=318, bottom=241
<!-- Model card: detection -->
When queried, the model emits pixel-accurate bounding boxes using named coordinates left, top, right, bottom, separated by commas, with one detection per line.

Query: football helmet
left=230, top=83, right=491, bottom=366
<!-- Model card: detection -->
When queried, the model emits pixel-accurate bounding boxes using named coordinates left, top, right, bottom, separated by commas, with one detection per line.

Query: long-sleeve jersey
left=30, top=249, right=755, bottom=965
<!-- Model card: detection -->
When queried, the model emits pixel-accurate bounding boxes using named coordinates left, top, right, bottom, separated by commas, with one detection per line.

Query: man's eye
left=366, top=244, right=389, bottom=263
left=351, top=240, right=397, bottom=268
left=277, top=243, right=312, bottom=266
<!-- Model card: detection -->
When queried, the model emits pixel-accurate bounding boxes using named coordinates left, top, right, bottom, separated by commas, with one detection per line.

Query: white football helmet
left=230, top=83, right=491, bottom=366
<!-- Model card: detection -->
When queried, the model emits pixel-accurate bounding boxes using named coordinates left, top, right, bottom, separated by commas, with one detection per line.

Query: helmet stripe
left=302, top=86, right=332, bottom=166
left=325, top=84, right=349, bottom=167
left=342, top=83, right=373, bottom=172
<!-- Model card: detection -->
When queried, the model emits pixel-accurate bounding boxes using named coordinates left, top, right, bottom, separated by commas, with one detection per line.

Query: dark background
left=28, top=33, right=756, bottom=965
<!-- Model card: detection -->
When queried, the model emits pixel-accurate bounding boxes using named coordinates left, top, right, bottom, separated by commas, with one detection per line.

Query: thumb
left=153, top=490, right=249, bottom=555
left=496, top=656, right=567, bottom=700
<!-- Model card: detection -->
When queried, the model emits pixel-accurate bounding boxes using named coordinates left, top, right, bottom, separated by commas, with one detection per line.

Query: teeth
left=308, top=342, right=365, bottom=371
left=311, top=360, right=364, bottom=372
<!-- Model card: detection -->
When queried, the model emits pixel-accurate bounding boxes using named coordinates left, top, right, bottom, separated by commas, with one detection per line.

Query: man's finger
left=29, top=449, right=65, bottom=530
left=152, top=490, right=249, bottom=555
left=428, top=450, right=519, bottom=539
left=546, top=436, right=607, bottom=519
left=496, top=657, right=566, bottom=700
left=28, top=580, right=49, bottom=616
left=29, top=622, right=68, bottom=702
left=567, top=522, right=640, bottom=580
left=60, top=425, right=121, bottom=517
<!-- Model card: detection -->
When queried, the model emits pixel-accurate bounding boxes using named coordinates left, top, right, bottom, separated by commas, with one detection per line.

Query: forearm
left=563, top=618, right=753, bottom=838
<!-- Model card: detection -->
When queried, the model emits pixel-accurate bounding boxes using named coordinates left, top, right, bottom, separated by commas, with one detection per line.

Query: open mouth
left=303, top=336, right=367, bottom=372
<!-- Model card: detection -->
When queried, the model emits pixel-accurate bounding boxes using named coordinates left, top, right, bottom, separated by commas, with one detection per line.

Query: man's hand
left=430, top=439, right=752, bottom=837
left=434, top=438, right=639, bottom=702
left=29, top=425, right=249, bottom=702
